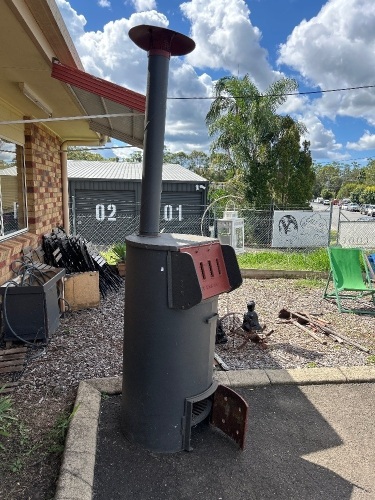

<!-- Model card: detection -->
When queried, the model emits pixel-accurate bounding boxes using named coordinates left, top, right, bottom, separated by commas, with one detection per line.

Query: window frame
left=0, top=137, right=28, bottom=241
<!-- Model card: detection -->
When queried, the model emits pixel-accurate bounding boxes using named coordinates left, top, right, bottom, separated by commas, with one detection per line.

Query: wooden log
left=299, top=311, right=331, bottom=325
left=0, top=381, right=21, bottom=393
left=0, top=347, right=27, bottom=355
left=0, top=359, right=25, bottom=368
left=311, top=319, right=344, bottom=344
left=214, top=352, right=230, bottom=371
left=292, top=320, right=327, bottom=345
left=310, top=323, right=370, bottom=353
left=279, top=308, right=370, bottom=352
left=0, top=365, right=24, bottom=374
left=0, top=353, right=26, bottom=361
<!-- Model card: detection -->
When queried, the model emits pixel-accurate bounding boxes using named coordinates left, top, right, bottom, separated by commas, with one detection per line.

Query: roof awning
left=51, top=59, right=146, bottom=148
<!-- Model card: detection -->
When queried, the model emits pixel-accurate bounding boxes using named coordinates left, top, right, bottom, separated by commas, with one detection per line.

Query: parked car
left=323, top=199, right=330, bottom=205
left=367, top=205, right=375, bottom=217
left=360, top=204, right=371, bottom=215
left=347, top=202, right=360, bottom=212
left=341, top=202, right=349, bottom=210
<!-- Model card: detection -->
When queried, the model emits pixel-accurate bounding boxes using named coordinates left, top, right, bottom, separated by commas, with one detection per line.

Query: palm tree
left=206, top=75, right=307, bottom=206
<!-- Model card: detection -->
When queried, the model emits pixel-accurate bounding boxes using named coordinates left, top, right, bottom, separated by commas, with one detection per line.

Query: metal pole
left=128, top=25, right=195, bottom=236
left=139, top=52, right=169, bottom=235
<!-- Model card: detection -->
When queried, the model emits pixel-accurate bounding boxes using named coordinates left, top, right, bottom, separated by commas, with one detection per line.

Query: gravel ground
left=8, top=277, right=375, bottom=395
left=0, top=277, right=374, bottom=499
left=216, top=278, right=375, bottom=370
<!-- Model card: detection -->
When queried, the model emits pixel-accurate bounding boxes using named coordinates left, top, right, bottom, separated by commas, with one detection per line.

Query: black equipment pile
left=42, top=227, right=123, bottom=297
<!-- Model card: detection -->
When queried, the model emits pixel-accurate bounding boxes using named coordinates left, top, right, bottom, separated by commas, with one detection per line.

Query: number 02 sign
left=95, top=204, right=117, bottom=221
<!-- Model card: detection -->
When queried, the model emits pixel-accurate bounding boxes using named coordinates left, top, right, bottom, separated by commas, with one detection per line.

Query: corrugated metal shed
left=68, top=160, right=209, bottom=245
left=67, top=160, right=207, bottom=182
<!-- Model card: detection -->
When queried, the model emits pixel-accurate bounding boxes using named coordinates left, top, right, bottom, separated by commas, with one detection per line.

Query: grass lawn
left=237, top=248, right=330, bottom=272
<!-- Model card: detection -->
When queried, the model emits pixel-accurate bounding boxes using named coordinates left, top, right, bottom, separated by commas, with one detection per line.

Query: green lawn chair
left=323, top=247, right=375, bottom=314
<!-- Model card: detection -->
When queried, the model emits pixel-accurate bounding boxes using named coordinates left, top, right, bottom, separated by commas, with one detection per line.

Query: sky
left=56, top=0, right=375, bottom=166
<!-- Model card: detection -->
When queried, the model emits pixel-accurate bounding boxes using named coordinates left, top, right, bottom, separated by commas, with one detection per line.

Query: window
left=0, top=138, right=27, bottom=239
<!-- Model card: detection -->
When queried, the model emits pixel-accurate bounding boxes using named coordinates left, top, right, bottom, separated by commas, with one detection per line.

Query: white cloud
left=131, top=0, right=157, bottom=12
left=300, top=112, right=347, bottom=160
left=347, top=131, right=375, bottom=150
left=70, top=12, right=169, bottom=92
left=57, top=3, right=210, bottom=152
left=180, top=0, right=282, bottom=89
left=56, top=0, right=87, bottom=41
left=56, top=0, right=375, bottom=158
left=277, top=0, right=375, bottom=125
left=165, top=61, right=213, bottom=151
left=98, top=0, right=111, bottom=7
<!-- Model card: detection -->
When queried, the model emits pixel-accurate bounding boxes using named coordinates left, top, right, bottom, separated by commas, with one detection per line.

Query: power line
left=167, top=84, right=375, bottom=100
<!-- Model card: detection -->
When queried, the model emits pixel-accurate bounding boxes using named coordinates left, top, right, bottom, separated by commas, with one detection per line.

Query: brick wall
left=0, top=122, right=63, bottom=284
left=24, top=121, right=63, bottom=235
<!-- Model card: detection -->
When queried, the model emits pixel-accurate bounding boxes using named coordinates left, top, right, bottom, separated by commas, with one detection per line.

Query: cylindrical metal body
left=139, top=52, right=169, bottom=236
left=121, top=234, right=218, bottom=452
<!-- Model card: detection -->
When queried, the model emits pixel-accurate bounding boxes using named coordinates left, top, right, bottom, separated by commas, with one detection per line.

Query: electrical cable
left=166, top=83, right=375, bottom=100
left=2, top=281, right=46, bottom=348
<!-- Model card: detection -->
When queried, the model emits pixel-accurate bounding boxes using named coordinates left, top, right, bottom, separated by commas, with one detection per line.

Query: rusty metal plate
left=180, top=243, right=231, bottom=300
left=211, top=384, right=248, bottom=450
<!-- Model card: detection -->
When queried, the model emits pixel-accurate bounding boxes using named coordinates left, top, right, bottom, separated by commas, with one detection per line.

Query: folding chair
left=365, top=253, right=375, bottom=281
left=323, top=247, right=375, bottom=314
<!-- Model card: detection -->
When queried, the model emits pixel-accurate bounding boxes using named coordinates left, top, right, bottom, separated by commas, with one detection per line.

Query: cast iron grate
left=192, top=398, right=212, bottom=425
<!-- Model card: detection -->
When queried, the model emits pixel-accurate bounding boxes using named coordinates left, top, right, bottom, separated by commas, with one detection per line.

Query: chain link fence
left=69, top=200, right=211, bottom=247
left=69, top=198, right=343, bottom=252
left=337, top=209, right=375, bottom=250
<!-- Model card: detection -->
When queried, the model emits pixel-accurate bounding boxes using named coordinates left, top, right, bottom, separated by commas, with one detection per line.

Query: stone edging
left=240, top=269, right=329, bottom=279
left=54, top=367, right=375, bottom=500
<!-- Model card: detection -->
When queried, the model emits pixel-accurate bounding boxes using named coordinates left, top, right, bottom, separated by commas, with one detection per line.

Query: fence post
left=71, top=196, right=77, bottom=236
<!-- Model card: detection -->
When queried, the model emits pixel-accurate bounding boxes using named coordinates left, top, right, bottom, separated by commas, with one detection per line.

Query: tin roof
left=67, top=161, right=208, bottom=182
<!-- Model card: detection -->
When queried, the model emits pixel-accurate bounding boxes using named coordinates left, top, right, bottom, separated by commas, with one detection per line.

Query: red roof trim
left=51, top=60, right=146, bottom=113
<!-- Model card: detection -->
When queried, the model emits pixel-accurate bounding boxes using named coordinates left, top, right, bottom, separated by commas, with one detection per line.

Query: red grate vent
left=180, top=243, right=231, bottom=300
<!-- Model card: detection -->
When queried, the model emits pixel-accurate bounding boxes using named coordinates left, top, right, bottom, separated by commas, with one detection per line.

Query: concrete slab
left=213, top=370, right=231, bottom=386
left=55, top=369, right=375, bottom=500
left=265, top=367, right=347, bottom=385
left=93, top=383, right=375, bottom=500
left=226, top=368, right=270, bottom=387
left=339, top=365, right=375, bottom=382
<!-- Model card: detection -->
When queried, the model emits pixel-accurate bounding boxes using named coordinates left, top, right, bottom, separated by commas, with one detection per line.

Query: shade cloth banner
left=272, top=210, right=330, bottom=248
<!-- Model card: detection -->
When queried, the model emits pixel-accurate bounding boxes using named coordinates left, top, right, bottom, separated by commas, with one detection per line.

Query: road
left=311, top=202, right=372, bottom=230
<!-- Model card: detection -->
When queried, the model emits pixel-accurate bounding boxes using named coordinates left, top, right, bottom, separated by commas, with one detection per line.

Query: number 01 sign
left=163, top=205, right=182, bottom=221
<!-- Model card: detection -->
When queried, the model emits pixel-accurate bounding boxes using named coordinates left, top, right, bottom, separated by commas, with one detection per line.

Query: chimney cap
left=129, top=25, right=195, bottom=56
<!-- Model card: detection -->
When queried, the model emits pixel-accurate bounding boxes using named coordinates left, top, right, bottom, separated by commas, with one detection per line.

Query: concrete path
left=55, top=368, right=375, bottom=500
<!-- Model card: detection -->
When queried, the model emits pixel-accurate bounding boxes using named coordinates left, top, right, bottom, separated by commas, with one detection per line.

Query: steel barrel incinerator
left=121, top=25, right=248, bottom=453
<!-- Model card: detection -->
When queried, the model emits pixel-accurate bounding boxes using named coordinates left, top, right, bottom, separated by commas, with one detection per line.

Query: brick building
left=0, top=0, right=145, bottom=284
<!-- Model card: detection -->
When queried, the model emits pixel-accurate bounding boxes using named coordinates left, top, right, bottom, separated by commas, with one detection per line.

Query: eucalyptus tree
left=206, top=75, right=309, bottom=207
left=67, top=146, right=107, bottom=161
left=270, top=117, right=314, bottom=207
left=313, top=163, right=342, bottom=198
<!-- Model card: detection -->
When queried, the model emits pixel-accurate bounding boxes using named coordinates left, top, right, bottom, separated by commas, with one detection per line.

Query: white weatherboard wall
left=272, top=210, right=330, bottom=248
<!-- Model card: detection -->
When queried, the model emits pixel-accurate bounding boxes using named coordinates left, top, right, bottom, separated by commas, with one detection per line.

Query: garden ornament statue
left=242, top=301, right=262, bottom=332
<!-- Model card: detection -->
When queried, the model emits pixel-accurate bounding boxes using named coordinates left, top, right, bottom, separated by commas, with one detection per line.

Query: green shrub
left=101, top=242, right=126, bottom=265
left=0, top=389, right=15, bottom=450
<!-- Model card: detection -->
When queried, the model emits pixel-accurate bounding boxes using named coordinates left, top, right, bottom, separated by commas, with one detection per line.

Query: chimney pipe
left=128, top=25, right=195, bottom=236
